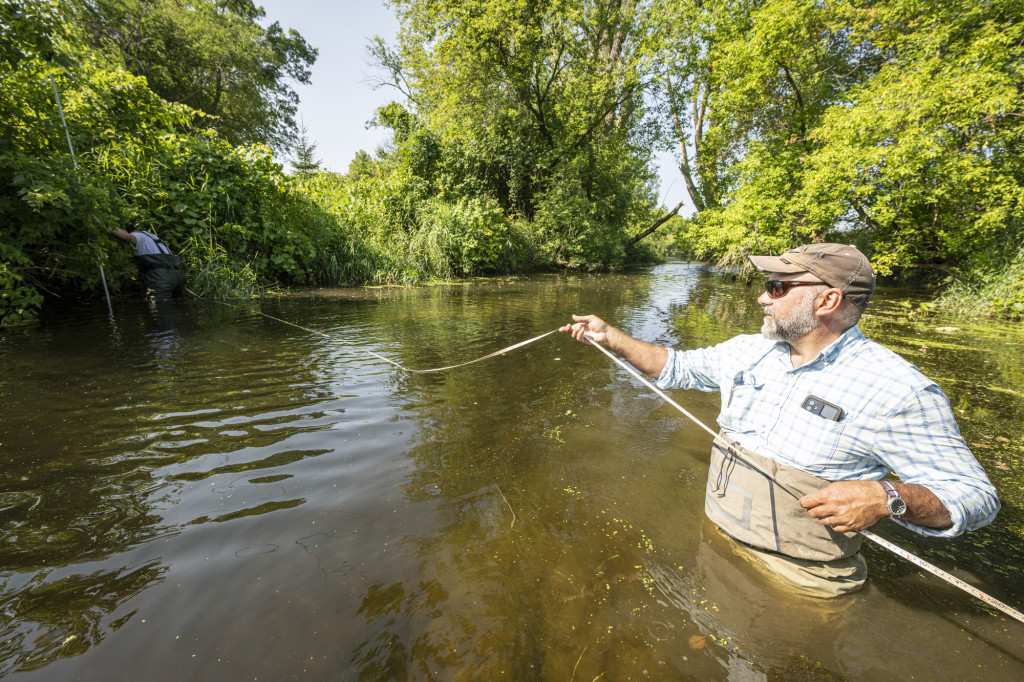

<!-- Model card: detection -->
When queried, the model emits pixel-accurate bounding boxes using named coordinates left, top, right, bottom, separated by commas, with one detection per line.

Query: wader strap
left=137, top=232, right=173, bottom=255
left=705, top=434, right=863, bottom=562
left=134, top=253, right=182, bottom=272
left=151, top=236, right=172, bottom=255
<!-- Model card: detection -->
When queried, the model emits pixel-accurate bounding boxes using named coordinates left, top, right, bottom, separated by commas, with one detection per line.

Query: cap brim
left=748, top=255, right=809, bottom=274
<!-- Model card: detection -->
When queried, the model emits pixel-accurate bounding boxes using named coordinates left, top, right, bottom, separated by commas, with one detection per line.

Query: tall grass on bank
left=133, top=168, right=670, bottom=301
left=936, top=244, right=1024, bottom=320
left=293, top=174, right=537, bottom=287
left=181, top=236, right=262, bottom=299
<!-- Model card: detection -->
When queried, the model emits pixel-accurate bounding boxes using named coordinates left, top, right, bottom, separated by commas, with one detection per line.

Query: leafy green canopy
left=9, top=0, right=1018, bottom=324
left=69, top=0, right=317, bottom=152
left=0, top=0, right=575, bottom=325
left=653, top=0, right=1023, bottom=282
left=802, top=0, right=1024, bottom=276
left=370, top=0, right=665, bottom=266
left=0, top=1, right=327, bottom=323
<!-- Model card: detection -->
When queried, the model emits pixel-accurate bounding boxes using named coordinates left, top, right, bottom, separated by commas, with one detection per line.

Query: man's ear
left=815, top=288, right=845, bottom=316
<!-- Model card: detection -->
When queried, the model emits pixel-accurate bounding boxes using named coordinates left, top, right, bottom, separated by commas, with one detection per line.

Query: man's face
left=757, top=272, right=827, bottom=342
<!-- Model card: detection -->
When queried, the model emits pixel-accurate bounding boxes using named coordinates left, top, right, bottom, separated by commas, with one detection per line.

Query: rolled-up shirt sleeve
left=656, top=347, right=724, bottom=392
left=874, top=385, right=1000, bottom=537
left=655, top=337, right=754, bottom=392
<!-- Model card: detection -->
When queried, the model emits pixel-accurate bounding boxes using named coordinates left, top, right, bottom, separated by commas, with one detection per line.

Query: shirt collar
left=772, top=324, right=864, bottom=370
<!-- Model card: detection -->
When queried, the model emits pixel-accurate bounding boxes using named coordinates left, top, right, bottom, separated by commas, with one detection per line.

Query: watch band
left=880, top=480, right=907, bottom=518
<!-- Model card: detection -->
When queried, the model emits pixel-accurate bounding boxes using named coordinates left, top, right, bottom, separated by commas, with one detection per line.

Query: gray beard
left=761, top=292, right=820, bottom=342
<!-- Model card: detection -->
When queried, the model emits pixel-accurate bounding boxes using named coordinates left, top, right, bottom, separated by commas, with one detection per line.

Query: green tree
left=292, top=122, right=321, bottom=175
left=347, top=150, right=379, bottom=180
left=372, top=0, right=663, bottom=265
left=0, top=0, right=201, bottom=324
left=1, top=0, right=67, bottom=324
left=647, top=0, right=724, bottom=216
left=0, top=0, right=324, bottom=323
left=70, top=0, right=317, bottom=152
left=654, top=0, right=1023, bottom=282
left=649, top=0, right=877, bottom=264
left=798, top=0, right=1024, bottom=277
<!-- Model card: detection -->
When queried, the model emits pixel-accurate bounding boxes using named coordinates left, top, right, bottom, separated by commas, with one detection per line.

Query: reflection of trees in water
left=0, top=476, right=165, bottom=571
left=340, top=268, right=1024, bottom=678
left=344, top=484, right=709, bottom=679
left=0, top=299, right=340, bottom=674
left=377, top=278, right=612, bottom=508
left=338, top=271, right=680, bottom=678
left=863, top=297, right=1024, bottom=597
left=0, top=305, right=192, bottom=672
left=668, top=269, right=764, bottom=348
left=0, top=301, right=304, bottom=570
left=0, top=560, right=167, bottom=676
left=350, top=581, right=414, bottom=680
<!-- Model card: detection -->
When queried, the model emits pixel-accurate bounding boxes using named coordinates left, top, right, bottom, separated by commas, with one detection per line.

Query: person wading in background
left=561, top=243, right=999, bottom=598
left=111, top=225, right=185, bottom=300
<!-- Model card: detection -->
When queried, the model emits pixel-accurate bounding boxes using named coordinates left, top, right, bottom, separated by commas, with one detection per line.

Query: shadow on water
left=1, top=266, right=1022, bottom=680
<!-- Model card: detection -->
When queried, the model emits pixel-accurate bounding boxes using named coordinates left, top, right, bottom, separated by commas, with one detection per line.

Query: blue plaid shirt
left=656, top=325, right=999, bottom=537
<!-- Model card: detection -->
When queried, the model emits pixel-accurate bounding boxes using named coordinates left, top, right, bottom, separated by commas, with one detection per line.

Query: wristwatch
left=880, top=480, right=907, bottom=518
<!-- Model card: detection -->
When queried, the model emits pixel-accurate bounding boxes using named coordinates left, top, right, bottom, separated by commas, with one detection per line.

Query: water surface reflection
left=1, top=266, right=1021, bottom=679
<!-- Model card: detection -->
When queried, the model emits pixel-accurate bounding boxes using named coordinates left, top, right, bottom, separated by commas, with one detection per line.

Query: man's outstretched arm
left=111, top=228, right=136, bottom=246
left=560, top=314, right=669, bottom=379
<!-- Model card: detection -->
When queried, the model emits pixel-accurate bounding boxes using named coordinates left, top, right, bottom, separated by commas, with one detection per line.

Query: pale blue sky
left=258, top=1, right=683, bottom=209
left=259, top=1, right=401, bottom=173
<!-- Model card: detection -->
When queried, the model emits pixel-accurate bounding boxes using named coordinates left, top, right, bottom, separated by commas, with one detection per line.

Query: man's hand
left=559, top=314, right=610, bottom=346
left=800, top=480, right=953, bottom=532
left=799, top=480, right=888, bottom=533
left=559, top=314, right=668, bottom=378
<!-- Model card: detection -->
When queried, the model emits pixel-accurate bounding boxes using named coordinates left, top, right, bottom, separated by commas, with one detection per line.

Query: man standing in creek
left=561, top=243, right=1000, bottom=597
left=110, top=224, right=186, bottom=300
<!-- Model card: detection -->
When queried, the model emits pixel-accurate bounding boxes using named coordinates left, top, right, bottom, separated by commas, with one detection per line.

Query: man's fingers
left=808, top=508, right=830, bottom=522
left=798, top=493, right=820, bottom=510
left=560, top=321, right=585, bottom=338
left=564, top=322, right=588, bottom=343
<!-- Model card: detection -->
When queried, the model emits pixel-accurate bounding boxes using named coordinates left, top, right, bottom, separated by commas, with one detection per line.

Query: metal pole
left=98, top=263, right=114, bottom=318
left=51, top=71, right=112, bottom=312
left=49, top=73, right=78, bottom=170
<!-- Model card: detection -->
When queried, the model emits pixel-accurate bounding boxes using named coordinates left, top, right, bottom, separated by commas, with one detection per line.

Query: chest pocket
left=772, top=406, right=847, bottom=473
left=722, top=370, right=763, bottom=429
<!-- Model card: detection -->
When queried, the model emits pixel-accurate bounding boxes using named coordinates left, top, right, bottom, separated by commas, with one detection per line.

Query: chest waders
left=705, top=435, right=863, bottom=562
left=133, top=235, right=184, bottom=300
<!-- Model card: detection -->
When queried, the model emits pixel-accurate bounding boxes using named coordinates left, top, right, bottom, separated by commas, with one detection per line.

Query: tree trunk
left=625, top=202, right=684, bottom=249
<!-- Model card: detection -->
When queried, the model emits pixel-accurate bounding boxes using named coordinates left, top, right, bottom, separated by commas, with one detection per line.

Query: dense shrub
left=936, top=243, right=1024, bottom=320
left=0, top=1, right=677, bottom=325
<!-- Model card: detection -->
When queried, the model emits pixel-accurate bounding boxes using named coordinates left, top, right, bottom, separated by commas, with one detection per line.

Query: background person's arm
left=111, top=228, right=136, bottom=246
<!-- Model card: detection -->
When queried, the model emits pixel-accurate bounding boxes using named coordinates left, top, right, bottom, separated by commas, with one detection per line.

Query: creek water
left=1, top=263, right=1022, bottom=680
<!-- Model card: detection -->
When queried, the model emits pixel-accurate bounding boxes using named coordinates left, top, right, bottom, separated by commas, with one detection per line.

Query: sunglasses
left=764, top=279, right=826, bottom=299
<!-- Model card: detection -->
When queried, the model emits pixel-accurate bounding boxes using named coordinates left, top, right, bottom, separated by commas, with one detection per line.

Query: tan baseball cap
left=749, top=243, right=875, bottom=310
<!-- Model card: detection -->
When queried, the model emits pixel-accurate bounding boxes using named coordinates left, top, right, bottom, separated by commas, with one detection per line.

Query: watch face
left=888, top=498, right=907, bottom=517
